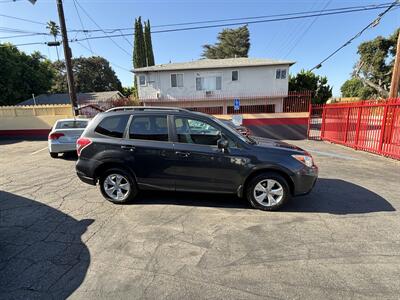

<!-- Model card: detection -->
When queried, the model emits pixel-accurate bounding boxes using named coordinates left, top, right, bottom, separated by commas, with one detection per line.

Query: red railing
left=142, top=91, right=312, bottom=114
left=316, top=99, right=400, bottom=160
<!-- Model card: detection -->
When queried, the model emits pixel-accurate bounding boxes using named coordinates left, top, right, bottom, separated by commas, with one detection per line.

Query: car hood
left=251, top=136, right=305, bottom=153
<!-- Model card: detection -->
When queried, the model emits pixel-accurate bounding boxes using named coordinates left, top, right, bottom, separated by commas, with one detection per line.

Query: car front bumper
left=292, top=165, right=318, bottom=196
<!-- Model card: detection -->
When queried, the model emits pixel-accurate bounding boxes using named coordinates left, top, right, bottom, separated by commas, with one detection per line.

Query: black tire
left=50, top=152, right=58, bottom=158
left=99, top=168, right=138, bottom=204
left=246, top=172, right=290, bottom=211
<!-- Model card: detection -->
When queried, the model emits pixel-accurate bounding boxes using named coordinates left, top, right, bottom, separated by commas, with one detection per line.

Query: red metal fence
left=309, top=99, right=400, bottom=160
left=142, top=91, right=312, bottom=115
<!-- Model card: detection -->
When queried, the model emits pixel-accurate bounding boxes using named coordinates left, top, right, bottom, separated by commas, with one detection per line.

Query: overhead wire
left=72, top=0, right=94, bottom=54
left=75, top=40, right=132, bottom=73
left=66, top=3, right=400, bottom=44
left=309, top=0, right=399, bottom=71
left=283, top=0, right=333, bottom=59
left=73, top=0, right=131, bottom=57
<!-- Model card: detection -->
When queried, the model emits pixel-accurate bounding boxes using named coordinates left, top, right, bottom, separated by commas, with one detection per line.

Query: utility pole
left=56, top=0, right=79, bottom=116
left=389, top=31, right=400, bottom=99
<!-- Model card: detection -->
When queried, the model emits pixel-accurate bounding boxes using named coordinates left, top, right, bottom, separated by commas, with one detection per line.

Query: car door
left=121, top=114, right=176, bottom=191
left=171, top=116, right=244, bottom=193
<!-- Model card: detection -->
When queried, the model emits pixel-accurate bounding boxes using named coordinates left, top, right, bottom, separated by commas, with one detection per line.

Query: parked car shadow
left=0, top=137, right=47, bottom=144
left=134, top=190, right=249, bottom=209
left=0, top=191, right=93, bottom=299
left=133, top=178, right=394, bottom=214
left=61, top=152, right=78, bottom=161
left=285, top=178, right=395, bottom=214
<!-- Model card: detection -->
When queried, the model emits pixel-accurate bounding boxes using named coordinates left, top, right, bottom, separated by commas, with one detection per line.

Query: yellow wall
left=0, top=104, right=308, bottom=131
left=0, top=105, right=74, bottom=130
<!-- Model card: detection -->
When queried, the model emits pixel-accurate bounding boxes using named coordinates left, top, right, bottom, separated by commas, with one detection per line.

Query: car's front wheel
left=50, top=152, right=58, bottom=158
left=99, top=168, right=137, bottom=204
left=246, top=172, right=290, bottom=211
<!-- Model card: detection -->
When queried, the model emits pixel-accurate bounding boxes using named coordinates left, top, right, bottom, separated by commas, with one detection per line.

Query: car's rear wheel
left=246, top=172, right=290, bottom=211
left=99, top=168, right=137, bottom=204
left=50, top=152, right=58, bottom=158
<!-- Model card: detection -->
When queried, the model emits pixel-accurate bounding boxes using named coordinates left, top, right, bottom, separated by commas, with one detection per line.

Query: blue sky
left=1, top=0, right=399, bottom=96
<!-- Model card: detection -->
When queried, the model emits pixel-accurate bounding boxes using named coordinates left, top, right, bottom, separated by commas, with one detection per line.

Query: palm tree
left=46, top=21, right=60, bottom=61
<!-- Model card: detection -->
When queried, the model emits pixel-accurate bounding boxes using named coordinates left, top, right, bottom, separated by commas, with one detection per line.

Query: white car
left=48, top=118, right=89, bottom=158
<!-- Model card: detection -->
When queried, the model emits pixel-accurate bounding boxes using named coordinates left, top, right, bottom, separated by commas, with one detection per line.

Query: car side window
left=95, top=115, right=129, bottom=138
left=129, top=115, right=168, bottom=141
left=174, top=117, right=222, bottom=146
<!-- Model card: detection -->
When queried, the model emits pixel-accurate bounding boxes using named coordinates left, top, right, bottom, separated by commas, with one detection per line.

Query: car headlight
left=292, top=154, right=314, bottom=168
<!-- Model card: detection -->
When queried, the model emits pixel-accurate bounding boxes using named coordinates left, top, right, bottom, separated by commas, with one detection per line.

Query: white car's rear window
left=56, top=120, right=88, bottom=129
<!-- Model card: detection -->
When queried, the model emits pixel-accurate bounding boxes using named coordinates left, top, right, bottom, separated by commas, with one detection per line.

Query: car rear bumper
left=77, top=171, right=96, bottom=185
left=76, top=157, right=100, bottom=186
left=292, top=165, right=318, bottom=196
left=48, top=141, right=76, bottom=153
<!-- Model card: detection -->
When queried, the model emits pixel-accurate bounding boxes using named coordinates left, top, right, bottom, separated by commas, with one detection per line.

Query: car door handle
left=175, top=151, right=190, bottom=158
left=121, top=145, right=135, bottom=152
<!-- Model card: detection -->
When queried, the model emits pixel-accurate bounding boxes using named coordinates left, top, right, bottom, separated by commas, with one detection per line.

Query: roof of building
left=133, top=58, right=295, bottom=73
left=18, top=91, right=124, bottom=106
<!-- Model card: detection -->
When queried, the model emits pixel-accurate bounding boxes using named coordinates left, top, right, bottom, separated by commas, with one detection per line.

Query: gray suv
left=76, top=107, right=318, bottom=211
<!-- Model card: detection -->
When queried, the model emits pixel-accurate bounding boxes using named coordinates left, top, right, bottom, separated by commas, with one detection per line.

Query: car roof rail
left=105, top=106, right=190, bottom=113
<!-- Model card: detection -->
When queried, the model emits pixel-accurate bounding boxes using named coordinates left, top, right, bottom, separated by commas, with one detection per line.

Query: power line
left=66, top=2, right=397, bottom=34
left=72, top=0, right=93, bottom=54
left=67, top=3, right=400, bottom=43
left=73, top=0, right=131, bottom=57
left=75, top=41, right=132, bottom=73
left=0, top=2, right=396, bottom=36
left=274, top=0, right=319, bottom=58
left=283, top=0, right=333, bottom=59
left=0, top=0, right=23, bottom=3
left=309, top=0, right=399, bottom=71
left=152, top=2, right=397, bottom=28
left=0, top=32, right=50, bottom=39
left=0, top=41, right=47, bottom=47
left=0, top=14, right=46, bottom=25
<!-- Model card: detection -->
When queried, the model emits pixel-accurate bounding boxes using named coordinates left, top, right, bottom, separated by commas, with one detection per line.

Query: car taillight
left=49, top=132, right=65, bottom=140
left=76, top=137, right=92, bottom=156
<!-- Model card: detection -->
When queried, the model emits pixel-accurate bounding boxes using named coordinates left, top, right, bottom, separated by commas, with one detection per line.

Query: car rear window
left=129, top=115, right=168, bottom=141
left=95, top=115, right=129, bottom=138
left=56, top=120, right=88, bottom=129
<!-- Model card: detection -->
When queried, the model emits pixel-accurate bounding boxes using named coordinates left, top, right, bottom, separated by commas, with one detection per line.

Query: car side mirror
left=217, top=138, right=229, bottom=151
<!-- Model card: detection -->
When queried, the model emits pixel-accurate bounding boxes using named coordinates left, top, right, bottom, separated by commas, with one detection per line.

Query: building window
left=171, top=73, right=184, bottom=87
left=139, top=75, right=146, bottom=86
left=196, top=76, right=222, bottom=91
left=232, top=70, right=239, bottom=81
left=276, top=69, right=287, bottom=79
left=276, top=69, right=281, bottom=79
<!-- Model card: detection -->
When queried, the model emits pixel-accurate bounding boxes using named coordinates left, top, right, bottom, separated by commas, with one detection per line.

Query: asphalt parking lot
left=1, top=139, right=400, bottom=299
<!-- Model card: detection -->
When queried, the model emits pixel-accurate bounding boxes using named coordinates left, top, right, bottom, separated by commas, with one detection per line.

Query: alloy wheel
left=253, top=179, right=284, bottom=207
left=103, top=174, right=131, bottom=201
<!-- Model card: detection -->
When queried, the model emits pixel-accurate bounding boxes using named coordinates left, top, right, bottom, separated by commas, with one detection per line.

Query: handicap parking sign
left=234, top=98, right=240, bottom=111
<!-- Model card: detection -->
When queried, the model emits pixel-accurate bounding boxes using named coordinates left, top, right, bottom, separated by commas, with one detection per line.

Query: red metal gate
left=307, top=104, right=324, bottom=140
left=309, top=99, right=400, bottom=160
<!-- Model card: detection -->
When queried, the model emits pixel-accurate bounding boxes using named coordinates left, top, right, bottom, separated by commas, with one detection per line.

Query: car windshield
left=56, top=120, right=88, bottom=129
left=212, top=117, right=256, bottom=144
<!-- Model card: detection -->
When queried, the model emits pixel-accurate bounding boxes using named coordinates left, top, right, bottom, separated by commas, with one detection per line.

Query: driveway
left=0, top=140, right=399, bottom=299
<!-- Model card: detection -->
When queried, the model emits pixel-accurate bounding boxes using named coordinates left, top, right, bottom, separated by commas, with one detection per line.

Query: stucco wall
left=137, top=65, right=290, bottom=99
left=0, top=105, right=74, bottom=137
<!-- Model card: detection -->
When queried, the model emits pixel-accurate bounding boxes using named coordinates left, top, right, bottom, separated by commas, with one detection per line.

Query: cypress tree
left=144, top=20, right=155, bottom=66
left=133, top=17, right=146, bottom=68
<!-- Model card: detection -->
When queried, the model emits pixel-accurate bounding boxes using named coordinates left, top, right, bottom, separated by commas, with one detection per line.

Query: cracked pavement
left=0, top=139, right=400, bottom=299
